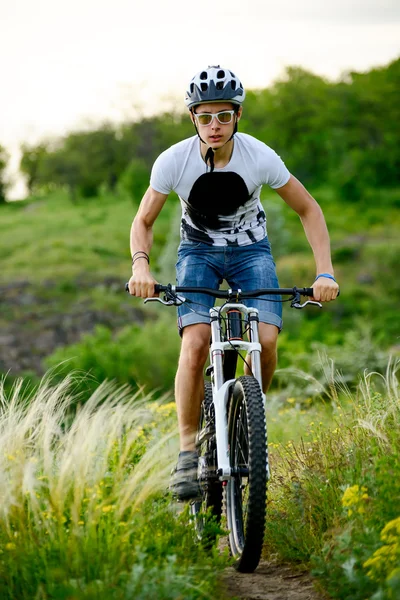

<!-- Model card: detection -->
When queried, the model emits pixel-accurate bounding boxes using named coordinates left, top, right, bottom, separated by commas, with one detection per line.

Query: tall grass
left=264, top=357, right=400, bottom=599
left=0, top=374, right=228, bottom=599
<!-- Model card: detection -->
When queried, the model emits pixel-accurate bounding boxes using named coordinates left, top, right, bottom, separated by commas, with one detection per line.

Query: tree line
left=1, top=57, right=399, bottom=203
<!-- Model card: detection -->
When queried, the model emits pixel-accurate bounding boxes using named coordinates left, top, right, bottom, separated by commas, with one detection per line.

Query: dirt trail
left=223, top=560, right=324, bottom=600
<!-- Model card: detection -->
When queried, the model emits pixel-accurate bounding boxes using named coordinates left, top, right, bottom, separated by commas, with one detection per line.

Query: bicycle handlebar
left=125, top=282, right=315, bottom=298
left=154, top=284, right=315, bottom=298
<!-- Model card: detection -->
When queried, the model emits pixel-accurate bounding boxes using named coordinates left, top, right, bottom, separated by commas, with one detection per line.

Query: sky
left=1, top=0, right=400, bottom=197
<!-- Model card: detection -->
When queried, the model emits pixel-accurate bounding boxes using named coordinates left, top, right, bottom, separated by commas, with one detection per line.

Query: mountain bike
left=126, top=282, right=322, bottom=572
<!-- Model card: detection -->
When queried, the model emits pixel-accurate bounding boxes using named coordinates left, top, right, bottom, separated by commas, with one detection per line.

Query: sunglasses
left=194, top=110, right=236, bottom=126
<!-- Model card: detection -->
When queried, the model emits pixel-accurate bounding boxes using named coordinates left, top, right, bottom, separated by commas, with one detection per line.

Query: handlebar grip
left=125, top=282, right=164, bottom=294
left=304, top=287, right=340, bottom=297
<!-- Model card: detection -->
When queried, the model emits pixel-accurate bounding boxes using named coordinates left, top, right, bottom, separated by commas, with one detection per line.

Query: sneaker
left=170, top=451, right=201, bottom=501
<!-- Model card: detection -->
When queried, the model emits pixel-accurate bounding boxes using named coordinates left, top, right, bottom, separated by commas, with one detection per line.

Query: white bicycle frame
left=208, top=302, right=267, bottom=480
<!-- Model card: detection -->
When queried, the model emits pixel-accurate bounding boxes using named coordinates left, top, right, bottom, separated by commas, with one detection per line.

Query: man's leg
left=244, top=323, right=279, bottom=392
left=174, top=323, right=211, bottom=451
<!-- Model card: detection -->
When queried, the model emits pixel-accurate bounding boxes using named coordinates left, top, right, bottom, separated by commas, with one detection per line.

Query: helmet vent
left=231, top=80, right=236, bottom=90
left=217, top=70, right=225, bottom=79
left=190, top=83, right=194, bottom=93
left=200, top=71, right=208, bottom=80
left=216, top=81, right=224, bottom=90
left=200, top=82, right=208, bottom=91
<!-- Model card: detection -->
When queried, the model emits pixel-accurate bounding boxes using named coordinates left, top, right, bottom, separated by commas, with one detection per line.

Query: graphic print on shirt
left=149, top=133, right=290, bottom=246
left=181, top=171, right=265, bottom=246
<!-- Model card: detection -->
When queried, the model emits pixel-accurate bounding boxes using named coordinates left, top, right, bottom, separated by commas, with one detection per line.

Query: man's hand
left=128, top=269, right=158, bottom=299
left=312, top=276, right=339, bottom=302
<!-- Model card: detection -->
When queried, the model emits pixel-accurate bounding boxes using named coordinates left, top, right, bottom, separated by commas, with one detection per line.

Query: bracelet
left=132, top=251, right=149, bottom=265
left=132, top=256, right=150, bottom=267
left=315, top=273, right=336, bottom=282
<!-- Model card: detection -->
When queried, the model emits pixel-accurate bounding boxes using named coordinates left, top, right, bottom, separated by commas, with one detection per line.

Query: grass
left=0, top=373, right=229, bottom=599
left=0, top=357, right=399, bottom=599
left=0, top=191, right=181, bottom=284
left=264, top=357, right=400, bottom=599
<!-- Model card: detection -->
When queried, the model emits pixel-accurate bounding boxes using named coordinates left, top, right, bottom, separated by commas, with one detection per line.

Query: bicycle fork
left=208, top=306, right=269, bottom=480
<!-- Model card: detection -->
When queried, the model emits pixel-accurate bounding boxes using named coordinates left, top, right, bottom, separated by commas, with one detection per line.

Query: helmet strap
left=204, top=147, right=215, bottom=172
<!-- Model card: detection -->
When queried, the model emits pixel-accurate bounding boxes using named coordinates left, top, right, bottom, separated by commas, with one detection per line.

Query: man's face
left=191, top=102, right=242, bottom=149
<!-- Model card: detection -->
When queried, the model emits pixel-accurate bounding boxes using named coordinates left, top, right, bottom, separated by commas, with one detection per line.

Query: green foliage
left=20, top=125, right=128, bottom=200
left=118, top=158, right=150, bottom=204
left=45, top=316, right=181, bottom=396
left=264, top=360, right=400, bottom=599
left=241, top=58, right=400, bottom=192
left=20, top=142, right=50, bottom=194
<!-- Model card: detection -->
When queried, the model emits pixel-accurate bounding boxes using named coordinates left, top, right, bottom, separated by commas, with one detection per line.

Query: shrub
left=45, top=315, right=181, bottom=399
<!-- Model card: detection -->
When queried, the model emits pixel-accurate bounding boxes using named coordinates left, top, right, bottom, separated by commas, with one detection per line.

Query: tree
left=0, top=145, right=9, bottom=204
left=20, top=143, right=50, bottom=193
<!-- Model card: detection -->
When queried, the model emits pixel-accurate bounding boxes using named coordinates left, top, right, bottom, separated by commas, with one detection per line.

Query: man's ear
left=189, top=109, right=195, bottom=124
left=237, top=106, right=243, bottom=121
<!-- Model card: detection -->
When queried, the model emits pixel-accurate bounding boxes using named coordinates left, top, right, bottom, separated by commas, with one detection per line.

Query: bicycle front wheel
left=225, top=375, right=267, bottom=572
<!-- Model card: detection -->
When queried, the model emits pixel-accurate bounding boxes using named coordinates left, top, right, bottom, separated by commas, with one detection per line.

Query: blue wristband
left=315, top=273, right=336, bottom=282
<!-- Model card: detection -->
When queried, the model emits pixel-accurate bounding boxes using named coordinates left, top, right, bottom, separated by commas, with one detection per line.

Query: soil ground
left=223, top=560, right=325, bottom=600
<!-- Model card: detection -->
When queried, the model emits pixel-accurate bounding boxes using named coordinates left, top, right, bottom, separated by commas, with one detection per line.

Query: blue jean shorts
left=175, top=237, right=282, bottom=334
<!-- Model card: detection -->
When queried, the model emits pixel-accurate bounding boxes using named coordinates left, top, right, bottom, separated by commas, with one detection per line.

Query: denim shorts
left=175, top=237, right=282, bottom=334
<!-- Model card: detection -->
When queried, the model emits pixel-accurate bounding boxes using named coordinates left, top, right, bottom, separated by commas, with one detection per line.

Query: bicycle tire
left=224, top=375, right=267, bottom=572
left=191, top=381, right=223, bottom=546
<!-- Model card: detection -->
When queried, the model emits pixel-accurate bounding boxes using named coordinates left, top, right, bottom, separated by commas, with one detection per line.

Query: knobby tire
left=224, top=375, right=267, bottom=572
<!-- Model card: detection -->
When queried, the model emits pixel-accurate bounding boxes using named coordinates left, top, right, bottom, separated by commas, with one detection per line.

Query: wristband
left=315, top=273, right=336, bottom=282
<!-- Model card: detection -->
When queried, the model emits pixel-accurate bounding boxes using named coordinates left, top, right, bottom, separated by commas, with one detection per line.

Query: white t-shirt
left=150, top=132, right=290, bottom=246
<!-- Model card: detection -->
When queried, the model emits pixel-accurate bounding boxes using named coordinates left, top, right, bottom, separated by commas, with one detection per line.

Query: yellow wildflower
left=5, top=543, right=16, bottom=551
left=341, top=485, right=368, bottom=509
left=102, top=505, right=114, bottom=513
left=363, top=516, right=400, bottom=581
left=381, top=517, right=400, bottom=544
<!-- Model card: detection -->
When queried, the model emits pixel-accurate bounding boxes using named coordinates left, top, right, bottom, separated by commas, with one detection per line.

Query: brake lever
left=292, top=299, right=323, bottom=309
left=144, top=297, right=175, bottom=306
left=143, top=295, right=186, bottom=306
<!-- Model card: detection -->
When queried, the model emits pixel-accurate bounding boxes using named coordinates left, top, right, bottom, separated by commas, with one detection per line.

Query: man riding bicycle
left=128, top=66, right=339, bottom=500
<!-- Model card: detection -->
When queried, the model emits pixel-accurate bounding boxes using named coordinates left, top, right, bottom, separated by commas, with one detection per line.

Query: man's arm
left=275, top=175, right=339, bottom=302
left=128, top=186, right=168, bottom=298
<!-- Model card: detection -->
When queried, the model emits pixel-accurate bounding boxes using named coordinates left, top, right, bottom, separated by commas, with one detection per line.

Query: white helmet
left=185, top=66, right=245, bottom=109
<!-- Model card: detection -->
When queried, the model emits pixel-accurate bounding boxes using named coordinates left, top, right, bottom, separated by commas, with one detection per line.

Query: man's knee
left=259, top=323, right=279, bottom=357
left=180, top=324, right=210, bottom=369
